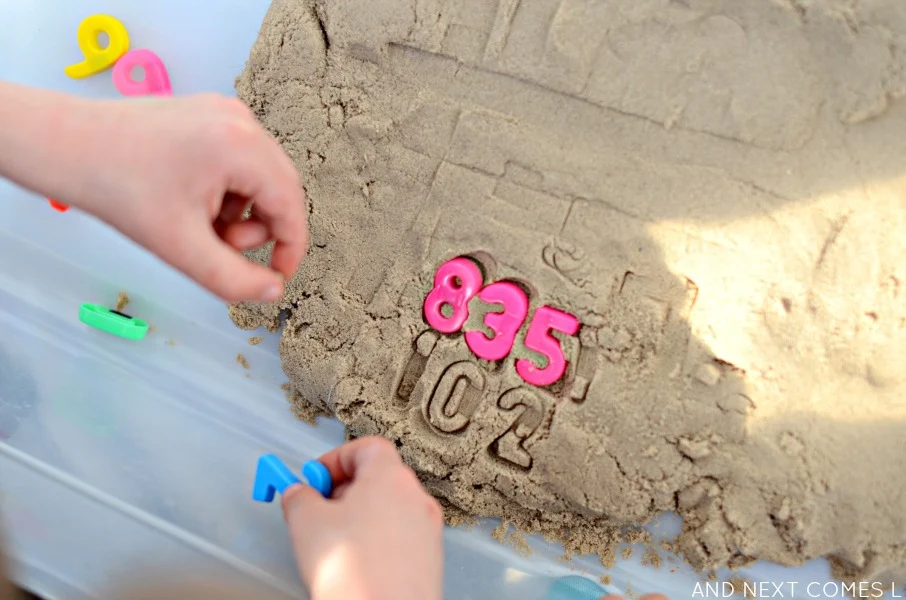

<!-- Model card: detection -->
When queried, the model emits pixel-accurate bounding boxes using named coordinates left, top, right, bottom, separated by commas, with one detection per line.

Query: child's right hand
left=0, top=84, right=307, bottom=303
left=69, top=93, right=308, bottom=303
left=281, top=437, right=444, bottom=600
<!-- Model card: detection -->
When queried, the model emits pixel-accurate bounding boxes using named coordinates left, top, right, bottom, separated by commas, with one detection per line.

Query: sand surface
left=231, top=0, right=906, bottom=584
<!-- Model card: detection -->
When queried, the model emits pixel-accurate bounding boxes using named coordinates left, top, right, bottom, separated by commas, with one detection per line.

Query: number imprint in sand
left=408, top=257, right=594, bottom=469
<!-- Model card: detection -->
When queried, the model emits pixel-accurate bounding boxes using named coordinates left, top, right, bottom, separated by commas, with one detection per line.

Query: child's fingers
left=144, top=209, right=280, bottom=302
left=219, top=218, right=270, bottom=251
left=265, top=191, right=308, bottom=281
left=281, top=483, right=335, bottom=568
left=251, top=135, right=308, bottom=280
left=223, top=128, right=308, bottom=282
left=329, top=481, right=352, bottom=500
left=248, top=197, right=308, bottom=281
left=218, top=192, right=251, bottom=224
left=253, top=180, right=308, bottom=282
left=177, top=229, right=283, bottom=302
left=317, top=437, right=403, bottom=489
left=281, top=483, right=328, bottom=526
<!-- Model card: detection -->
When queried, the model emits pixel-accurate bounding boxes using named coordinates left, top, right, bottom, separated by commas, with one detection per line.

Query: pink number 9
left=423, top=258, right=484, bottom=334
left=465, top=282, right=528, bottom=361
left=113, top=49, right=172, bottom=97
left=516, top=306, right=580, bottom=386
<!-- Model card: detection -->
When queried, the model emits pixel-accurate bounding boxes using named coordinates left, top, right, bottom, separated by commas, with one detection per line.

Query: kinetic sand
left=231, top=0, right=906, bottom=585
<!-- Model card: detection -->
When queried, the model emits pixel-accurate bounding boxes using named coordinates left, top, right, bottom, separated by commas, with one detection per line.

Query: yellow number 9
left=64, top=14, right=130, bottom=79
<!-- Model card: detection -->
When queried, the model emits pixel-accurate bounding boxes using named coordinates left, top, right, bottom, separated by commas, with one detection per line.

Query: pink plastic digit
left=113, top=49, right=172, bottom=97
left=516, top=306, right=580, bottom=386
left=423, top=258, right=484, bottom=333
left=465, top=281, right=528, bottom=361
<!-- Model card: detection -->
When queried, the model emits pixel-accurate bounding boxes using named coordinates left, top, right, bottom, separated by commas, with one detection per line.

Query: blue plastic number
left=302, top=460, right=333, bottom=498
left=252, top=454, right=301, bottom=502
left=546, top=576, right=607, bottom=600
left=253, top=454, right=333, bottom=502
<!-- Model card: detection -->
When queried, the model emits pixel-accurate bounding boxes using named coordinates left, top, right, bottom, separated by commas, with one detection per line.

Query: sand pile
left=231, top=0, right=906, bottom=584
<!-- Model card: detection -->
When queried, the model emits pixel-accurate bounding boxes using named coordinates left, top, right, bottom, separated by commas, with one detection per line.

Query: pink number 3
left=465, top=282, right=528, bottom=361
left=516, top=306, right=580, bottom=387
left=423, top=258, right=484, bottom=333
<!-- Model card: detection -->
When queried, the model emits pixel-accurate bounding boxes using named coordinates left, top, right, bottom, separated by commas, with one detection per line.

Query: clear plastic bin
left=0, top=2, right=853, bottom=599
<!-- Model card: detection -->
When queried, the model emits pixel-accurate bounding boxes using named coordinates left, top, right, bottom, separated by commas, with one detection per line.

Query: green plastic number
left=79, top=303, right=148, bottom=340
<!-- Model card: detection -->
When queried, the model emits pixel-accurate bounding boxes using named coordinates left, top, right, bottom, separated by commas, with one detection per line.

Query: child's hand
left=282, top=437, right=444, bottom=600
left=79, top=94, right=307, bottom=302
left=0, top=84, right=307, bottom=302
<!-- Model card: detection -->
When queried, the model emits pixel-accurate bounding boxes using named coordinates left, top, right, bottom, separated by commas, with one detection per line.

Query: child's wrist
left=37, top=97, right=116, bottom=215
left=0, top=83, right=112, bottom=214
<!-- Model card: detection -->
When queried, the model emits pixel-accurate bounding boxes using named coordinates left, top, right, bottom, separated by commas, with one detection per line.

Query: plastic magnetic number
left=64, top=14, right=130, bottom=79
left=516, top=306, right=580, bottom=387
left=465, top=281, right=529, bottom=361
left=47, top=198, right=69, bottom=212
left=252, top=455, right=300, bottom=502
left=113, top=49, right=172, bottom=97
left=252, top=454, right=333, bottom=502
left=423, top=257, right=484, bottom=334
left=78, top=303, right=149, bottom=340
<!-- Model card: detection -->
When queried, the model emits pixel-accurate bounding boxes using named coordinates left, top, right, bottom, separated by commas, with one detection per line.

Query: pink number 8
left=465, top=282, right=528, bottom=361
left=423, top=258, right=484, bottom=334
left=516, top=306, right=580, bottom=386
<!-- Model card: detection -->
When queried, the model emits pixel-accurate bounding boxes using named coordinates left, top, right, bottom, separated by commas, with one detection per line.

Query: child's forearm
left=0, top=82, right=106, bottom=211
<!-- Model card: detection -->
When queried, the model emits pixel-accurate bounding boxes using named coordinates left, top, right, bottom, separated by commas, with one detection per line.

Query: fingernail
left=262, top=283, right=283, bottom=302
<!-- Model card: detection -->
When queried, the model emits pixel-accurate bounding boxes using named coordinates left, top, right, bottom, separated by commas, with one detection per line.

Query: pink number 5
left=465, top=282, right=528, bottom=361
left=423, top=258, right=484, bottom=333
left=516, top=306, right=580, bottom=386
